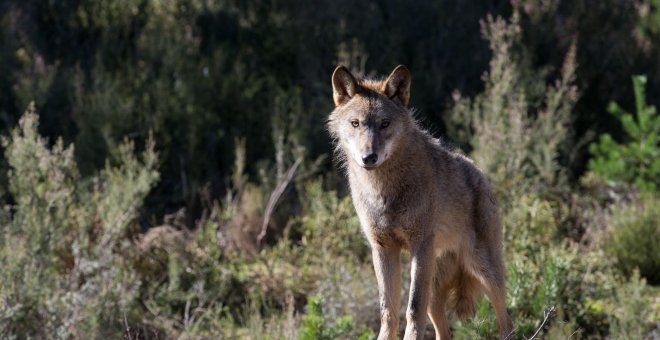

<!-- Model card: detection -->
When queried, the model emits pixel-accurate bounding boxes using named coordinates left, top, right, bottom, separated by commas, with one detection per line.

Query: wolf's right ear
left=332, top=66, right=358, bottom=106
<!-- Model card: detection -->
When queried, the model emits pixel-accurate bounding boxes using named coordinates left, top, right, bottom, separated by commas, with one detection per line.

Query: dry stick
left=257, top=158, right=303, bottom=246
left=184, top=298, right=192, bottom=337
left=526, top=306, right=557, bottom=340
left=568, top=328, right=582, bottom=339
left=504, top=327, right=517, bottom=340
left=123, top=312, right=132, bottom=340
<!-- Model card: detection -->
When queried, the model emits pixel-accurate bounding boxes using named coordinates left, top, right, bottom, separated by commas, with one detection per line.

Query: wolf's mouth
left=362, top=164, right=378, bottom=170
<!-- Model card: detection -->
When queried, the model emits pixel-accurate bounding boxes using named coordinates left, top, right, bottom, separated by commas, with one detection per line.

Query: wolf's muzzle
left=362, top=153, right=379, bottom=166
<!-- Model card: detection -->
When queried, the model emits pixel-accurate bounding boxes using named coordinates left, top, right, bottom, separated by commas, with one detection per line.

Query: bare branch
left=525, top=306, right=556, bottom=340
left=184, top=298, right=192, bottom=336
left=568, top=328, right=582, bottom=339
left=504, top=327, right=517, bottom=340
left=257, top=157, right=303, bottom=246
left=123, top=312, right=132, bottom=340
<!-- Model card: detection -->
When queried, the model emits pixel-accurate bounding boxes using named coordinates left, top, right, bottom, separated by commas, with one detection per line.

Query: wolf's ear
left=383, top=65, right=411, bottom=107
left=332, top=65, right=358, bottom=106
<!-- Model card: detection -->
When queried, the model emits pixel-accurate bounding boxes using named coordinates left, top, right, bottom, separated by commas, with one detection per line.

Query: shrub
left=129, top=176, right=376, bottom=338
left=588, top=75, right=660, bottom=191
left=296, top=180, right=368, bottom=260
left=446, top=11, right=579, bottom=199
left=0, top=104, right=159, bottom=338
left=453, top=194, right=583, bottom=338
left=298, top=295, right=354, bottom=340
left=445, top=11, right=588, bottom=339
left=605, top=194, right=660, bottom=284
left=605, top=270, right=655, bottom=339
left=452, top=189, right=657, bottom=339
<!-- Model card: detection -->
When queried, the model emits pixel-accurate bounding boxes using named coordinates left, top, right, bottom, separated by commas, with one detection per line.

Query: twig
left=257, top=158, right=302, bottom=246
left=504, top=327, right=517, bottom=340
left=184, top=298, right=192, bottom=338
left=525, top=306, right=556, bottom=340
left=123, top=312, right=132, bottom=340
left=568, top=328, right=581, bottom=339
left=191, top=300, right=212, bottom=330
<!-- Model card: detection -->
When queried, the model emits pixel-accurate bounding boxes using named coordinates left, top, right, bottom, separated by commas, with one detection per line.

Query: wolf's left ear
left=332, top=65, right=358, bottom=106
left=383, top=65, right=411, bottom=107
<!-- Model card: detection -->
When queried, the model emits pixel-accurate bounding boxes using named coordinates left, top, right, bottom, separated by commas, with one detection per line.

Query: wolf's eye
left=381, top=120, right=391, bottom=129
left=351, top=120, right=359, bottom=128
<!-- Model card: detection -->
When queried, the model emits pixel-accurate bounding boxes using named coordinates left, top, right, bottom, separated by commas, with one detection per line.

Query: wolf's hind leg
left=467, top=250, right=514, bottom=340
left=471, top=190, right=514, bottom=339
left=481, top=274, right=514, bottom=340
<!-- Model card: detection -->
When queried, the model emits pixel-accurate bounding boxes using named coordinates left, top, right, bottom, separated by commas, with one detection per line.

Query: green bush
left=445, top=12, right=658, bottom=339
left=298, top=295, right=354, bottom=340
left=589, top=75, right=660, bottom=191
left=605, top=194, right=660, bottom=284
left=605, top=271, right=655, bottom=339
left=447, top=11, right=578, bottom=199
left=0, top=104, right=159, bottom=338
left=454, top=193, right=585, bottom=338
left=126, top=176, right=376, bottom=338
left=296, top=180, right=368, bottom=260
left=460, top=192, right=657, bottom=339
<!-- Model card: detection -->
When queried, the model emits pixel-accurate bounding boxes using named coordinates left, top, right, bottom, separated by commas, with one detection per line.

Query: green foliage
left=605, top=194, right=660, bottom=284
left=447, top=11, right=656, bottom=339
left=0, top=105, right=159, bottom=338
left=637, top=0, right=660, bottom=36
left=453, top=192, right=657, bottom=339
left=3, top=0, right=657, bottom=214
left=125, top=177, right=374, bottom=338
left=0, top=2, right=658, bottom=339
left=298, top=296, right=354, bottom=340
left=296, top=180, right=368, bottom=260
left=447, top=11, right=578, bottom=199
left=605, top=271, right=655, bottom=339
left=589, top=75, right=660, bottom=191
left=454, top=194, right=581, bottom=338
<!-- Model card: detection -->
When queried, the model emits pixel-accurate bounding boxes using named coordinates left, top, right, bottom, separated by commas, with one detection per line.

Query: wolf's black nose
left=362, top=153, right=378, bottom=165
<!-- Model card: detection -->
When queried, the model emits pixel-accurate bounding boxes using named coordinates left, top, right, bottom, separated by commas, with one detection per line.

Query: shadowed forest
left=0, top=0, right=659, bottom=338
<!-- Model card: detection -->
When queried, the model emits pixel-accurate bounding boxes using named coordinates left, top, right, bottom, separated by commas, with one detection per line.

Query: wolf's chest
left=353, top=189, right=409, bottom=228
left=350, top=190, right=414, bottom=247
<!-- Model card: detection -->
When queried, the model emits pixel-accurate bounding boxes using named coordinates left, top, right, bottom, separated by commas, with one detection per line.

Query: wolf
left=327, top=65, right=514, bottom=340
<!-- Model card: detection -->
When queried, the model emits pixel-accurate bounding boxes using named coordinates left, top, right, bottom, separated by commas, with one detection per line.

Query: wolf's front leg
left=372, top=244, right=402, bottom=340
left=404, top=239, right=434, bottom=340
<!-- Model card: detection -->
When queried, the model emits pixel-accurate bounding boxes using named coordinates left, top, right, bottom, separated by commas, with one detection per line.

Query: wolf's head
left=328, top=65, right=413, bottom=170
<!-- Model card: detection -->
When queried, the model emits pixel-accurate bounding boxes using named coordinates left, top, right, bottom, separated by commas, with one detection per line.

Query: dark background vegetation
left=2, top=0, right=658, bottom=217
left=0, top=0, right=658, bottom=338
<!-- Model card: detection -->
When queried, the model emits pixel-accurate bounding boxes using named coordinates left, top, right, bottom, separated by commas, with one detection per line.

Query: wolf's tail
left=445, top=267, right=481, bottom=320
left=435, top=254, right=482, bottom=320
